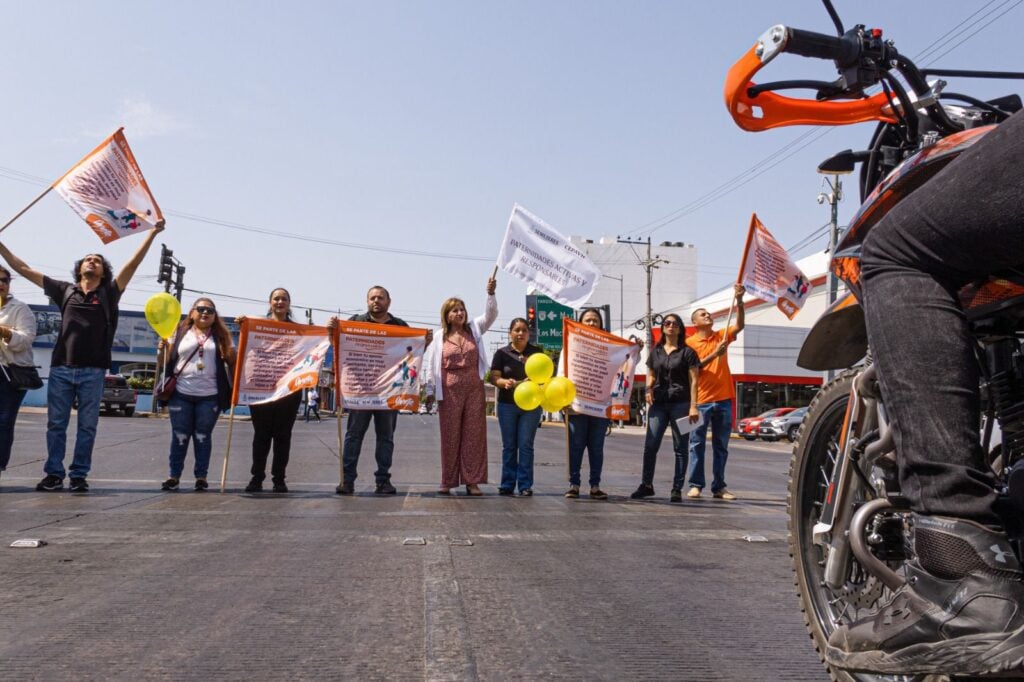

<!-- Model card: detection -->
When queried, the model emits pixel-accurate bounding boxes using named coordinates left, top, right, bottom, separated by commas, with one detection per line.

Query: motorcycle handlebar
left=785, top=28, right=860, bottom=65
left=723, top=24, right=896, bottom=132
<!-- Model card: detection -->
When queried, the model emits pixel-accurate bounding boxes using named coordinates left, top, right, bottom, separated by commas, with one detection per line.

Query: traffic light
left=157, top=245, right=174, bottom=286
left=174, top=266, right=186, bottom=302
left=526, top=306, right=536, bottom=328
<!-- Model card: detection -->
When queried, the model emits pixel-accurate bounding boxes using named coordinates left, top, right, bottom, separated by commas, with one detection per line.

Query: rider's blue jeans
left=860, top=109, right=1024, bottom=526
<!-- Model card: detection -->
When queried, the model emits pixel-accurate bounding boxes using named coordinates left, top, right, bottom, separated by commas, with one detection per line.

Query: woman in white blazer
left=424, top=277, right=498, bottom=495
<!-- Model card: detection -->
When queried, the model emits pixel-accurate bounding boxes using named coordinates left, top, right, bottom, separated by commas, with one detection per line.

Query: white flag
left=496, top=204, right=600, bottom=308
left=738, top=214, right=813, bottom=320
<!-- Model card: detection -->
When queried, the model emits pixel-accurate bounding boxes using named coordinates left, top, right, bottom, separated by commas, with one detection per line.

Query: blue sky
left=1, top=0, right=1020, bottom=335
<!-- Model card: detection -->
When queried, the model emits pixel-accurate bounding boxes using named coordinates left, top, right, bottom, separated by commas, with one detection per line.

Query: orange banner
left=231, top=318, right=330, bottom=405
left=334, top=320, right=428, bottom=411
left=562, top=318, right=639, bottom=420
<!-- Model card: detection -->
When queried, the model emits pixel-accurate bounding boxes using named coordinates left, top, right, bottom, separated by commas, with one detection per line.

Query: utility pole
left=617, top=236, right=669, bottom=348
left=817, top=174, right=843, bottom=382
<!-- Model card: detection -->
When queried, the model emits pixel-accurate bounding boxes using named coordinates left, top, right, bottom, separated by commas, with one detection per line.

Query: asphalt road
left=0, top=410, right=826, bottom=680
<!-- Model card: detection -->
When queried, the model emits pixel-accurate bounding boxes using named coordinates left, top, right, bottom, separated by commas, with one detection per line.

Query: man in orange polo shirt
left=685, top=283, right=745, bottom=500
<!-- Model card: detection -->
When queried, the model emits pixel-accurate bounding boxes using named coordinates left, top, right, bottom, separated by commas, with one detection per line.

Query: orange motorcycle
left=724, top=2, right=1024, bottom=680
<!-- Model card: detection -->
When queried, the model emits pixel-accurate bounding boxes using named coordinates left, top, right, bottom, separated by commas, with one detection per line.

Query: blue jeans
left=45, top=366, right=105, bottom=479
left=0, top=371, right=28, bottom=470
left=496, top=402, right=542, bottom=491
left=167, top=392, right=220, bottom=479
left=568, top=414, right=608, bottom=487
left=687, top=399, right=733, bottom=493
left=641, top=402, right=691, bottom=489
left=343, top=410, right=398, bottom=483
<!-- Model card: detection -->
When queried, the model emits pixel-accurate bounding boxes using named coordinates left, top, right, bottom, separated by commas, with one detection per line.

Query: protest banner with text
left=496, top=203, right=600, bottom=308
left=334, top=320, right=428, bottom=412
left=52, top=128, right=164, bottom=244
left=562, top=318, right=639, bottom=420
left=737, top=213, right=813, bottom=320
left=231, top=319, right=330, bottom=406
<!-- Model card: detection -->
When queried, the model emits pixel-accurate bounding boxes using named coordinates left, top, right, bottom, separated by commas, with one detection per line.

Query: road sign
left=526, top=294, right=574, bottom=352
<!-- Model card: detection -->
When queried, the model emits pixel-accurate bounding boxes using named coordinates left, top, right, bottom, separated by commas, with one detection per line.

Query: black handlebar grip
left=786, top=28, right=860, bottom=66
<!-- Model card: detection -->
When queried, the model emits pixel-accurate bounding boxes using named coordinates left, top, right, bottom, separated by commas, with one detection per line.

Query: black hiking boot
left=826, top=513, right=1024, bottom=676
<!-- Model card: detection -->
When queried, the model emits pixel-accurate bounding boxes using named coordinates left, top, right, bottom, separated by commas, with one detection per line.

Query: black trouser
left=861, top=110, right=1024, bottom=526
left=250, top=391, right=303, bottom=483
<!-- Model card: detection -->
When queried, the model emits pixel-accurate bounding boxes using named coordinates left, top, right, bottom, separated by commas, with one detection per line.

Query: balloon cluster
left=513, top=353, right=576, bottom=412
left=145, top=292, right=182, bottom=339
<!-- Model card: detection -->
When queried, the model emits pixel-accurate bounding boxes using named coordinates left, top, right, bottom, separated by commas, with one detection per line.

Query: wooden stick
left=490, top=264, right=498, bottom=280
left=0, top=186, right=53, bottom=234
left=337, top=405, right=345, bottom=485
left=563, top=409, right=571, bottom=482
left=219, top=407, right=237, bottom=493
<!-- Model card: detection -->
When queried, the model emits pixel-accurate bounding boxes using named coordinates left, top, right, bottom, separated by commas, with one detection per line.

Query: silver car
left=758, top=406, right=808, bottom=442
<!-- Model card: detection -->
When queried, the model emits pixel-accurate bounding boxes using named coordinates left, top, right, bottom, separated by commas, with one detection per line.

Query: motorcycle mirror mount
left=817, top=149, right=871, bottom=175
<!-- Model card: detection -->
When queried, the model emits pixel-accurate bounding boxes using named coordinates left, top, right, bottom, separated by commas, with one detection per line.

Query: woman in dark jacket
left=630, top=313, right=699, bottom=502
left=158, top=297, right=235, bottom=491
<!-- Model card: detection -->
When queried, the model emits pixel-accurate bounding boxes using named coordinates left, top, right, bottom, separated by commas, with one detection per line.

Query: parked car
left=737, top=407, right=796, bottom=440
left=103, top=374, right=137, bottom=416
left=758, top=406, right=809, bottom=442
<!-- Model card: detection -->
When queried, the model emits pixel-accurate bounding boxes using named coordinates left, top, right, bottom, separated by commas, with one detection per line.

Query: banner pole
left=563, top=408, right=571, bottom=482
left=337, top=406, right=345, bottom=485
left=0, top=187, right=53, bottom=234
left=220, top=407, right=236, bottom=493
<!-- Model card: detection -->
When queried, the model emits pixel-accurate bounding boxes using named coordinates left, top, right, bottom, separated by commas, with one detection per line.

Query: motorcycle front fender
left=797, top=293, right=866, bottom=371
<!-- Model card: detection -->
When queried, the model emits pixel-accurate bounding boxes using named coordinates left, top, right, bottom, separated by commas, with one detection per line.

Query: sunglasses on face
left=0, top=277, right=9, bottom=285
left=663, top=320, right=681, bottom=327
left=195, top=306, right=216, bottom=315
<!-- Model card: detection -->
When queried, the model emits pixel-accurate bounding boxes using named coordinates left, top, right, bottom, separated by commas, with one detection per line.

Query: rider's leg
left=827, top=110, right=1024, bottom=674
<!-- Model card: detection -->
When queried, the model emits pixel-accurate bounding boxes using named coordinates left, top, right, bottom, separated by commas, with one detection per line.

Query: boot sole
left=825, top=623, right=1024, bottom=675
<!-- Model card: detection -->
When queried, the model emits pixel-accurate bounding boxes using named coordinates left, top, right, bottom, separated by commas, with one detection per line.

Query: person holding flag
left=423, top=276, right=498, bottom=496
left=685, top=283, right=745, bottom=501
left=0, top=222, right=164, bottom=492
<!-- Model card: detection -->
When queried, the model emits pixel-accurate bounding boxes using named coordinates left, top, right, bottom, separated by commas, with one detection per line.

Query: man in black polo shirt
left=0, top=223, right=163, bottom=492
left=330, top=285, right=428, bottom=496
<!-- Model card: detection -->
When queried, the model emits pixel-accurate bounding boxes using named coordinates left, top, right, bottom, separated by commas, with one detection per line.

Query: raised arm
left=731, top=283, right=746, bottom=336
left=115, top=221, right=165, bottom=292
left=0, top=242, right=44, bottom=288
left=474, top=277, right=498, bottom=335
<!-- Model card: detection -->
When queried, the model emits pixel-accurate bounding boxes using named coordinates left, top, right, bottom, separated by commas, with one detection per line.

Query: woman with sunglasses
left=630, top=313, right=699, bottom=502
left=157, top=298, right=236, bottom=491
left=0, top=267, right=38, bottom=485
left=236, top=288, right=304, bottom=493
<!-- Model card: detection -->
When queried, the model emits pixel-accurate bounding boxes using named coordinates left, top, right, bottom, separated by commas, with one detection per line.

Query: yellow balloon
left=145, top=292, right=182, bottom=339
left=524, top=353, right=554, bottom=384
left=545, top=377, right=577, bottom=408
left=540, top=394, right=562, bottom=413
left=513, top=380, right=543, bottom=411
